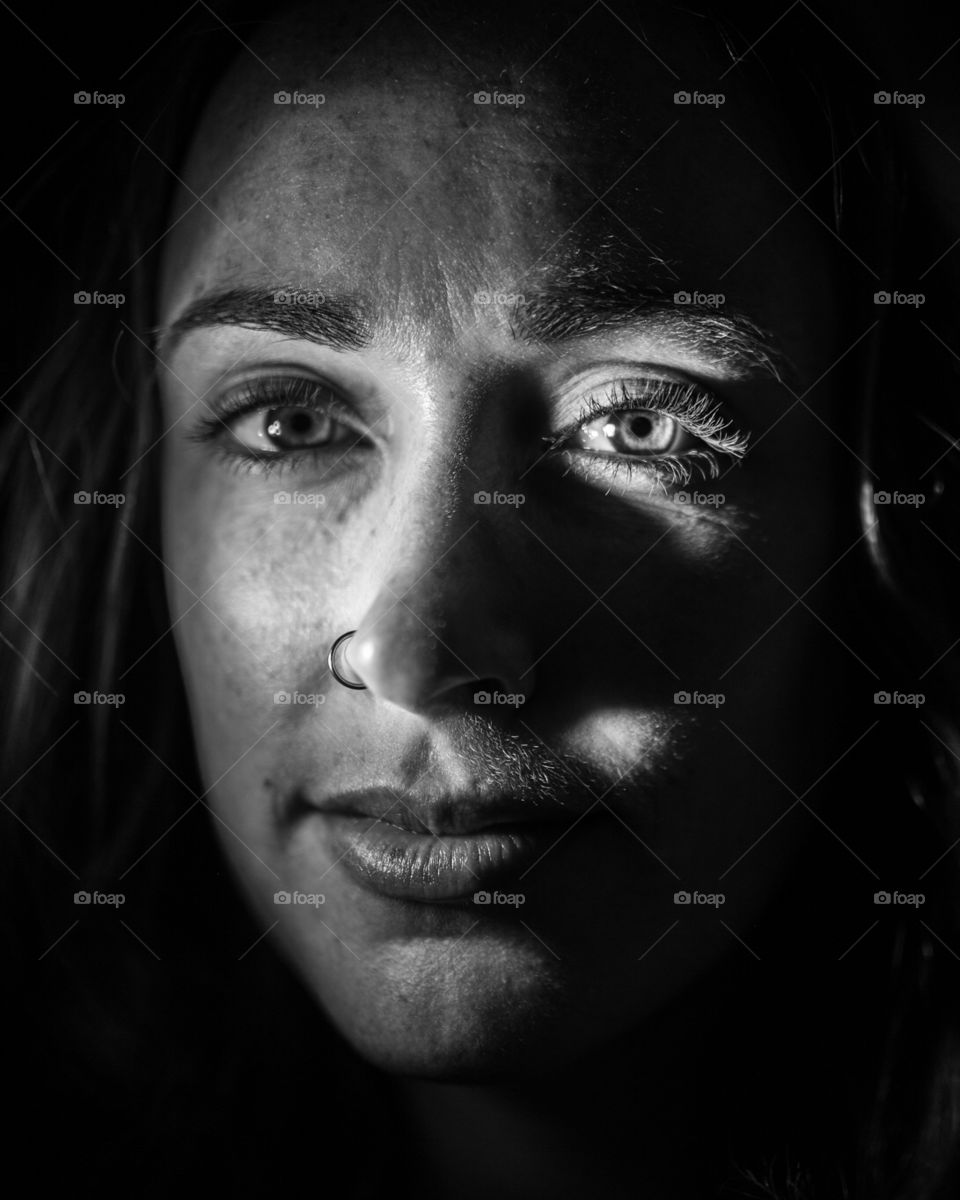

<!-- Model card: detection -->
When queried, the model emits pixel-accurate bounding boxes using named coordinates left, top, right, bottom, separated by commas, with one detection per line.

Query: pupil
left=287, top=411, right=313, bottom=435
left=627, top=413, right=654, bottom=439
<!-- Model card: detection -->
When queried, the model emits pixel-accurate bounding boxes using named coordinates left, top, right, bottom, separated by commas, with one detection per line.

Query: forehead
left=159, top=4, right=834, bottom=350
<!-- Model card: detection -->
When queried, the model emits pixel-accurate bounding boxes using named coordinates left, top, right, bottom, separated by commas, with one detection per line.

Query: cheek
left=159, top=459, right=346, bottom=777
left=567, top=493, right=849, bottom=796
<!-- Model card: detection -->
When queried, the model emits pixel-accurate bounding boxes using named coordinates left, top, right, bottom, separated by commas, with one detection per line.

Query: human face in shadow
left=158, top=2, right=852, bottom=1078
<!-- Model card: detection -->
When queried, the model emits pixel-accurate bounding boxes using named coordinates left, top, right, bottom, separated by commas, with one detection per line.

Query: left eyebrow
left=154, top=287, right=372, bottom=360
left=510, top=287, right=789, bottom=382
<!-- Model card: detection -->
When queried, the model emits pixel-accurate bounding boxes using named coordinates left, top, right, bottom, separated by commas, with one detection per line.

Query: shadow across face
left=154, top=0, right=853, bottom=1081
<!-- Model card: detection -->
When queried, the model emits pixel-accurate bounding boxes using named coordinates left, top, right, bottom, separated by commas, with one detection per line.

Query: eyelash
left=548, top=378, right=749, bottom=489
left=187, top=374, right=750, bottom=487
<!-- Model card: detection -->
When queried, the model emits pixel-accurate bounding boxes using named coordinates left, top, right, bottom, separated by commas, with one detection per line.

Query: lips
left=300, top=786, right=594, bottom=902
left=323, top=814, right=573, bottom=901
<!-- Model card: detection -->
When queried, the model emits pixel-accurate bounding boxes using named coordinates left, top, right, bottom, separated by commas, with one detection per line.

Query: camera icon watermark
left=873, top=290, right=925, bottom=307
left=473, top=90, right=525, bottom=106
left=873, top=690, right=925, bottom=707
left=74, top=291, right=125, bottom=307
left=274, top=490, right=326, bottom=507
left=473, top=890, right=525, bottom=906
left=873, top=490, right=925, bottom=507
left=274, top=90, right=325, bottom=106
left=273, top=890, right=326, bottom=906
left=673, top=690, right=725, bottom=707
left=74, top=690, right=125, bottom=707
left=673, top=290, right=725, bottom=307
left=474, top=289, right=525, bottom=306
left=74, top=889, right=125, bottom=906
left=74, top=490, right=126, bottom=507
left=273, top=288, right=326, bottom=306
left=473, top=490, right=525, bottom=507
left=873, top=890, right=924, bottom=906
left=673, top=90, right=725, bottom=106
left=673, top=889, right=725, bottom=906
left=273, top=690, right=326, bottom=706
left=474, top=690, right=526, bottom=707
left=74, top=91, right=125, bottom=107
left=873, top=91, right=924, bottom=107
left=674, top=490, right=725, bottom=508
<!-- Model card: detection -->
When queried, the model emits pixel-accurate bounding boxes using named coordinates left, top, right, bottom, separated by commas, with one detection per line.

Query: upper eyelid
left=211, top=377, right=365, bottom=428
left=560, top=377, right=731, bottom=431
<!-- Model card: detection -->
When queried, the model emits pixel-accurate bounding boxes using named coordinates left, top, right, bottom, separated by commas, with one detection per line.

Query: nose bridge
left=361, top=450, right=488, bottom=644
left=344, top=388, right=533, bottom=711
left=369, top=351, right=514, bottom=591
left=385, top=421, right=478, bottom=576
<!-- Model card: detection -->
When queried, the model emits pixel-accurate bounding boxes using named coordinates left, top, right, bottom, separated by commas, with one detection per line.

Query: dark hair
left=2, top=2, right=958, bottom=1196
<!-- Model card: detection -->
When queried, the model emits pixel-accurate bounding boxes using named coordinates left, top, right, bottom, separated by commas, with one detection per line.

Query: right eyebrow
left=154, top=287, right=372, bottom=359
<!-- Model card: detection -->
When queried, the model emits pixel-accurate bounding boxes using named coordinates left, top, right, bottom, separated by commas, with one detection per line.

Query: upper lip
left=307, top=786, right=588, bottom=836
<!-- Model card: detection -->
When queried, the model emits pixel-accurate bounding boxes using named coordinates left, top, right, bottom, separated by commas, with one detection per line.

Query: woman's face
left=157, top=5, right=855, bottom=1077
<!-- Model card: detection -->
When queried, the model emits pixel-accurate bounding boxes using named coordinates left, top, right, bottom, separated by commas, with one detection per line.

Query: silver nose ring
left=328, top=630, right=367, bottom=690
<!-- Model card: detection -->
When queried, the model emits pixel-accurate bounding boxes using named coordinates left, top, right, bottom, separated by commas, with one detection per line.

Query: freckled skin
left=157, top=2, right=853, bottom=1084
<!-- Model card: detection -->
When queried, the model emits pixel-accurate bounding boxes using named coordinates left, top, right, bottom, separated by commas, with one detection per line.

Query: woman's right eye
left=229, top=404, right=358, bottom=455
left=187, top=375, right=373, bottom=473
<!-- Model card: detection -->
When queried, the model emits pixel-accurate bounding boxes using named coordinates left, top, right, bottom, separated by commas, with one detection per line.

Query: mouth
left=298, top=787, right=595, bottom=903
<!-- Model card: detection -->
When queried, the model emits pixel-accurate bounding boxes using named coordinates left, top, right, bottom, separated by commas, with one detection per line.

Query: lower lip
left=321, top=813, right=571, bottom=902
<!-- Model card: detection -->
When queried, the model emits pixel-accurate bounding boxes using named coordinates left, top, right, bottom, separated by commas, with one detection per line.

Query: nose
left=344, top=510, right=536, bottom=715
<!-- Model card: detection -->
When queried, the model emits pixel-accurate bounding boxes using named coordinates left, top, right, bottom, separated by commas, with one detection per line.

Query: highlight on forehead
left=156, top=2, right=822, bottom=387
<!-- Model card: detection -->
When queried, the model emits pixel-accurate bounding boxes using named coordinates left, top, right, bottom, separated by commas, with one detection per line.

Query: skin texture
left=156, top=4, right=856, bottom=1191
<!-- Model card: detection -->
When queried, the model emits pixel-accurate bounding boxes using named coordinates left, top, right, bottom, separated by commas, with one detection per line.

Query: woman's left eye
left=549, top=378, right=750, bottom=489
left=568, top=409, right=683, bottom=457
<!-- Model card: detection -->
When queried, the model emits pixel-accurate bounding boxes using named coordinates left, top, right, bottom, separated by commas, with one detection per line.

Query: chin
left=313, top=959, right=579, bottom=1081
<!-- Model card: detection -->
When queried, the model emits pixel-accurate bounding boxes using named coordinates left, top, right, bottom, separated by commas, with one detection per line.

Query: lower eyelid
left=555, top=445, right=724, bottom=486
left=209, top=439, right=366, bottom=479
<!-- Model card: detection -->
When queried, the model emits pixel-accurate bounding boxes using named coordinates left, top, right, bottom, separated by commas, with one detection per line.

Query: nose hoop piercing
left=328, top=630, right=367, bottom=690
